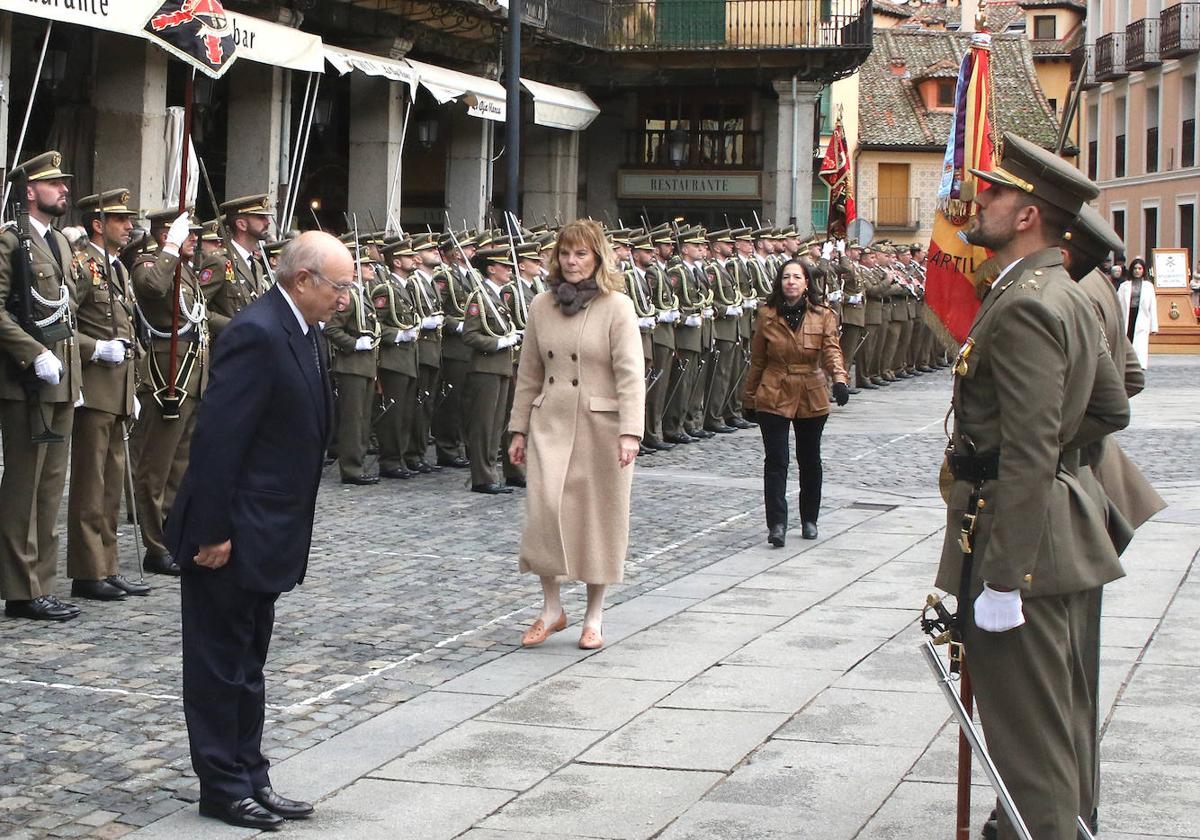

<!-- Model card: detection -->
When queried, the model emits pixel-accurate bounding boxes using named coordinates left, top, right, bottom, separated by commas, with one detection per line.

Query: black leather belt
left=949, top=451, right=999, bottom=482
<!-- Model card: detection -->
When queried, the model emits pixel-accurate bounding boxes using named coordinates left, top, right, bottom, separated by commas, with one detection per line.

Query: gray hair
left=275, top=231, right=339, bottom=288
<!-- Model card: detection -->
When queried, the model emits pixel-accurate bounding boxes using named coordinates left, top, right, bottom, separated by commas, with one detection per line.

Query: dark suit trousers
left=181, top=570, right=278, bottom=802
left=0, top=399, right=74, bottom=600
left=757, top=411, right=827, bottom=528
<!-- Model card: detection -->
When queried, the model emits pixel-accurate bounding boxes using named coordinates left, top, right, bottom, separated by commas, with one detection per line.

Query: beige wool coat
left=509, top=289, right=645, bottom=584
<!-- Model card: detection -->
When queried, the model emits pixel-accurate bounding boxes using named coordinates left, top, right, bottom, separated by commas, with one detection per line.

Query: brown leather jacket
left=743, top=303, right=847, bottom=419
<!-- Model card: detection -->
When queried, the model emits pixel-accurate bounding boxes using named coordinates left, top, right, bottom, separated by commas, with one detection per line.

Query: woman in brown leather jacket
left=743, top=260, right=849, bottom=546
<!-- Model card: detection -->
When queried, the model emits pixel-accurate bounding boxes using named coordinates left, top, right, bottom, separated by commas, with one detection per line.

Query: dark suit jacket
left=166, top=284, right=332, bottom=593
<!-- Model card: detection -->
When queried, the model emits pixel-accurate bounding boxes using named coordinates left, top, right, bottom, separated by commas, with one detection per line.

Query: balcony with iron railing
left=872, top=196, right=921, bottom=230
left=624, top=127, right=764, bottom=169
left=545, top=0, right=874, bottom=51
left=1096, top=31, right=1127, bottom=80
left=1126, top=17, right=1161, bottom=70
left=1070, top=43, right=1099, bottom=90
left=1161, top=2, right=1200, bottom=58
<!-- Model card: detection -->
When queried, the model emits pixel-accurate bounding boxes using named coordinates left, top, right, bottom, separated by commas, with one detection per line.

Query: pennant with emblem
left=143, top=0, right=238, bottom=78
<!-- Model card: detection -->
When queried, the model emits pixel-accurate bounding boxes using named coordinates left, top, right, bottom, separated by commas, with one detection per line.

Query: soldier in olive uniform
left=623, top=234, right=659, bottom=455
left=663, top=227, right=706, bottom=443
left=324, top=244, right=382, bottom=485
left=67, top=190, right=151, bottom=600
left=204, top=195, right=273, bottom=320
left=688, top=233, right=717, bottom=437
left=726, top=227, right=764, bottom=428
left=703, top=228, right=741, bottom=434
left=0, top=152, right=84, bottom=620
left=838, top=241, right=869, bottom=389
left=462, top=246, right=519, bottom=494
left=643, top=227, right=679, bottom=449
left=859, top=247, right=888, bottom=387
left=407, top=234, right=448, bottom=471
left=373, top=237, right=422, bottom=480
left=936, top=133, right=1130, bottom=840
left=432, top=232, right=478, bottom=469
left=501, top=240, right=543, bottom=483
left=131, top=208, right=223, bottom=574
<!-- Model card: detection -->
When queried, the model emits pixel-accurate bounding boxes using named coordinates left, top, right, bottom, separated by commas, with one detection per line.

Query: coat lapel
left=271, top=287, right=326, bottom=428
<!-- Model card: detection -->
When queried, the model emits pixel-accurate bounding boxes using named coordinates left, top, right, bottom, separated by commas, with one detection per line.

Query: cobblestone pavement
left=1, top=356, right=1195, bottom=838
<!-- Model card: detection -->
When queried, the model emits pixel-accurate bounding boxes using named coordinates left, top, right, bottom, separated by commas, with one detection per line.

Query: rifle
left=4, top=171, right=69, bottom=443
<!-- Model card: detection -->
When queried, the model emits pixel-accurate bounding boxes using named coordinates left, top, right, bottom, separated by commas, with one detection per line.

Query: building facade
left=0, top=0, right=875, bottom=234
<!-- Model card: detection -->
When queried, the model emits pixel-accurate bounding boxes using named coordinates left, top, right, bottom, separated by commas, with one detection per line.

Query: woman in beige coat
left=508, top=220, right=645, bottom=650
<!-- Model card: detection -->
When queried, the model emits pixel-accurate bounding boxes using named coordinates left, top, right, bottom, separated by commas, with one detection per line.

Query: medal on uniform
left=953, top=338, right=974, bottom=377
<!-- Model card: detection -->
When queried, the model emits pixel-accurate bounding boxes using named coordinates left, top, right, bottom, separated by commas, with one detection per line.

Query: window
left=1034, top=15, right=1057, bottom=40
left=1113, top=209, right=1126, bottom=246
left=1144, top=206, right=1158, bottom=255
left=877, top=163, right=912, bottom=227
left=1048, top=98, right=1058, bottom=116
left=1115, top=95, right=1127, bottom=178
left=1087, top=103, right=1099, bottom=181
left=936, top=79, right=955, bottom=109
left=1183, top=76, right=1196, bottom=168
left=633, top=92, right=752, bottom=168
left=1146, top=86, right=1160, bottom=173
left=1181, top=203, right=1196, bottom=267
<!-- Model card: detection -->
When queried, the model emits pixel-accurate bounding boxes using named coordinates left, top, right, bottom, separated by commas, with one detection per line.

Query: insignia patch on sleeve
left=199, top=269, right=214, bottom=283
left=467, top=303, right=480, bottom=316
left=374, top=296, right=387, bottom=307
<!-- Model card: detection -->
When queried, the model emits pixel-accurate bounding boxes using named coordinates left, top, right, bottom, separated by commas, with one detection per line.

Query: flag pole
left=164, top=69, right=194, bottom=421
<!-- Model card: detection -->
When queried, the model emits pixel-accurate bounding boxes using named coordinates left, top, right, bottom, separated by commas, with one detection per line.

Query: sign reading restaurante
left=618, top=171, right=761, bottom=201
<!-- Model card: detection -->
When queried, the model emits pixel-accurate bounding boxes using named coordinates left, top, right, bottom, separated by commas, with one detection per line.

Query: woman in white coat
left=1118, top=257, right=1158, bottom=368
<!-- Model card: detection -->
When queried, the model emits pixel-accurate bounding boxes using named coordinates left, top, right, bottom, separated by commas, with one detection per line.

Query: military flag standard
left=818, top=114, right=856, bottom=239
left=923, top=31, right=995, bottom=348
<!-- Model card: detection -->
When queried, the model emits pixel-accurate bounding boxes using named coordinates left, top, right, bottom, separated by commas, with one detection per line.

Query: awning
left=404, top=58, right=507, bottom=122
left=324, top=45, right=419, bottom=94
left=228, top=13, right=325, bottom=72
left=520, top=79, right=600, bottom=131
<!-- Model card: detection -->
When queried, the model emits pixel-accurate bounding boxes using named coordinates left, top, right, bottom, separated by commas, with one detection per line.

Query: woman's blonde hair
left=547, top=219, right=624, bottom=293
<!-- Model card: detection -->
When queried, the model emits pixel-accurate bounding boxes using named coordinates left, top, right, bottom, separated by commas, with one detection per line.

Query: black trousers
left=758, top=411, right=828, bottom=529
left=181, top=570, right=278, bottom=801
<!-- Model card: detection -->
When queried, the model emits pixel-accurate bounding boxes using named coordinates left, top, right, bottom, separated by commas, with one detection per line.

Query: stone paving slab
left=477, top=674, right=678, bottom=732
left=655, top=664, right=840, bottom=714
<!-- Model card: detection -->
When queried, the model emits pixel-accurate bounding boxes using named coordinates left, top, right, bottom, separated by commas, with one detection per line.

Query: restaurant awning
left=228, top=13, right=325, bottom=72
left=404, top=58, right=507, bottom=122
left=520, top=79, right=601, bottom=131
left=324, top=44, right=419, bottom=93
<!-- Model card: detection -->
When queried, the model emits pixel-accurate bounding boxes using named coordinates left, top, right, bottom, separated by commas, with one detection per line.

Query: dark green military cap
left=731, top=226, right=754, bottom=241
left=515, top=240, right=543, bottom=261
left=263, top=239, right=287, bottom=258
left=650, top=225, right=675, bottom=245
left=1066, top=204, right=1123, bottom=255
left=8, top=150, right=71, bottom=183
left=609, top=228, right=633, bottom=246
left=971, top=131, right=1099, bottom=216
left=631, top=233, right=654, bottom=251
left=200, top=219, right=222, bottom=242
left=381, top=236, right=414, bottom=257
left=220, top=194, right=273, bottom=216
left=476, top=246, right=514, bottom=266
left=146, top=207, right=202, bottom=231
left=77, top=188, right=137, bottom=216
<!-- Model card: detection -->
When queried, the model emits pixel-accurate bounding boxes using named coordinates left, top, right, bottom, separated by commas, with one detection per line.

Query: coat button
left=572, top=378, right=578, bottom=387
left=547, top=350, right=554, bottom=358
left=571, top=353, right=578, bottom=361
left=548, top=376, right=555, bottom=384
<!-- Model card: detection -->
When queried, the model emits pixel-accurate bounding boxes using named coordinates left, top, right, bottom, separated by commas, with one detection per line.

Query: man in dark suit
left=166, top=231, right=349, bottom=831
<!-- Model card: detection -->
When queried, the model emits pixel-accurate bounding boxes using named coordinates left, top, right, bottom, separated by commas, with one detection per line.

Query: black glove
left=832, top=382, right=850, bottom=406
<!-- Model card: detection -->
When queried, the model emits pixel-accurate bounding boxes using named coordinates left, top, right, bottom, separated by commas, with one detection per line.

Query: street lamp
left=667, top=126, right=689, bottom=168
left=312, top=96, right=334, bottom=132
left=42, top=49, right=68, bottom=91
left=416, top=116, right=439, bottom=150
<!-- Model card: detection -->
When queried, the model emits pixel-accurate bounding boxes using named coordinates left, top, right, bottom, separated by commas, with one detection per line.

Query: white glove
left=974, top=585, right=1025, bottom=633
left=404, top=328, right=420, bottom=342
left=435, top=314, right=445, bottom=327
left=638, top=317, right=656, bottom=330
left=33, top=350, right=63, bottom=385
left=827, top=290, right=843, bottom=303
left=456, top=321, right=464, bottom=334
left=496, top=334, right=516, bottom=349
left=133, top=396, right=142, bottom=421
left=702, top=307, right=714, bottom=319
left=848, top=294, right=864, bottom=305
left=725, top=305, right=742, bottom=317
left=684, top=314, right=702, bottom=327
left=420, top=316, right=438, bottom=330
left=743, top=299, right=758, bottom=310
left=354, top=336, right=375, bottom=351
left=165, top=213, right=192, bottom=250
left=91, top=339, right=127, bottom=364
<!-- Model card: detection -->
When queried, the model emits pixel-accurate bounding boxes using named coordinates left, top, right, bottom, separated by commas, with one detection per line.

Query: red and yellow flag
left=924, top=31, right=996, bottom=347
left=819, top=115, right=856, bottom=239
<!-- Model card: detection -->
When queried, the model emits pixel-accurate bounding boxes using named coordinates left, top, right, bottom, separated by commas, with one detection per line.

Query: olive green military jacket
left=203, top=244, right=261, bottom=319
left=647, top=261, right=676, bottom=350
left=409, top=268, right=443, bottom=369
left=462, top=280, right=516, bottom=376
left=668, top=259, right=705, bottom=353
left=704, top=259, right=741, bottom=343
left=324, top=284, right=380, bottom=378
left=0, top=225, right=82, bottom=403
left=372, top=272, right=420, bottom=378
left=437, top=262, right=476, bottom=364
left=884, top=269, right=910, bottom=321
left=936, top=248, right=1131, bottom=599
left=132, top=249, right=216, bottom=399
left=74, top=243, right=137, bottom=416
left=863, top=266, right=887, bottom=325
left=840, top=260, right=867, bottom=328
left=501, top=276, right=538, bottom=366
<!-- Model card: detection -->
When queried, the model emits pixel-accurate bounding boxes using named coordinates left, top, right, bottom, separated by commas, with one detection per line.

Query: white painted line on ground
left=847, top=417, right=944, bottom=462
left=0, top=677, right=180, bottom=702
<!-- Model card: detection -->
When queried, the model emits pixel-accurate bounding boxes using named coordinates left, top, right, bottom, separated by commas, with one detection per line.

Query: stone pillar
left=93, top=37, right=169, bottom=211
left=521, top=124, right=579, bottom=225
left=0, top=14, right=13, bottom=177
left=581, top=91, right=634, bottom=221
left=225, top=59, right=285, bottom=208
left=763, top=79, right=822, bottom=227
left=445, top=108, right=490, bottom=230
left=347, top=74, right=405, bottom=229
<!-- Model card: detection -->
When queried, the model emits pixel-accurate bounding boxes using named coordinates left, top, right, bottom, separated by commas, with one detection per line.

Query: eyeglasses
left=306, top=268, right=355, bottom=294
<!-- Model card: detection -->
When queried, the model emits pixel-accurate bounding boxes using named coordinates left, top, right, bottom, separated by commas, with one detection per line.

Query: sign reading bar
left=618, top=170, right=761, bottom=201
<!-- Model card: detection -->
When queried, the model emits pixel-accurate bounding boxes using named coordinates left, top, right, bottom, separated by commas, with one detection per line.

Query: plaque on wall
left=617, top=170, right=762, bottom=201
left=1152, top=248, right=1190, bottom=289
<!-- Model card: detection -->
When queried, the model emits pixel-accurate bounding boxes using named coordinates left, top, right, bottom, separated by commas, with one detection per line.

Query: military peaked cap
left=971, top=132, right=1099, bottom=216
left=220, top=194, right=273, bottom=216
left=76, top=189, right=136, bottom=216
left=8, top=151, right=71, bottom=183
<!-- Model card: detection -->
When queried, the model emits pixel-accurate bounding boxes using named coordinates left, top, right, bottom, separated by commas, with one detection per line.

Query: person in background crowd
left=1118, top=257, right=1158, bottom=368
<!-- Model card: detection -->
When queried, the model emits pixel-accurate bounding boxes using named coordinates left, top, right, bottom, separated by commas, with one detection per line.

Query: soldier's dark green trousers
left=334, top=372, right=374, bottom=479
left=463, top=370, right=509, bottom=487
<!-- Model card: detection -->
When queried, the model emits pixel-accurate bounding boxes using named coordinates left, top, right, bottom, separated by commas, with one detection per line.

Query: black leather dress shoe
left=801, top=521, right=819, bottom=540
left=982, top=808, right=997, bottom=840
left=198, top=797, right=283, bottom=831
left=689, top=428, right=715, bottom=439
left=637, top=444, right=655, bottom=456
left=254, top=786, right=314, bottom=820
left=379, top=467, right=415, bottom=479
left=860, top=381, right=880, bottom=390
left=767, top=524, right=786, bottom=548
left=472, top=483, right=514, bottom=495
left=919, top=365, right=936, bottom=373
left=664, top=434, right=693, bottom=445
left=70, top=578, right=127, bottom=601
left=5, top=595, right=81, bottom=621
left=704, top=424, right=736, bottom=434
left=505, top=475, right=527, bottom=488
left=143, top=551, right=181, bottom=576
left=437, top=455, right=471, bottom=468
left=412, top=461, right=435, bottom=474
left=847, top=387, right=861, bottom=395
left=341, top=474, right=379, bottom=486
left=871, top=376, right=889, bottom=387
left=727, top=418, right=754, bottom=430
left=647, top=440, right=676, bottom=451
left=107, top=575, right=151, bottom=596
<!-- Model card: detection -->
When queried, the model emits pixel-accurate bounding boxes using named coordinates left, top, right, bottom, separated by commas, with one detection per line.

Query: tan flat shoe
left=521, top=611, right=567, bottom=647
left=578, top=626, right=604, bottom=650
